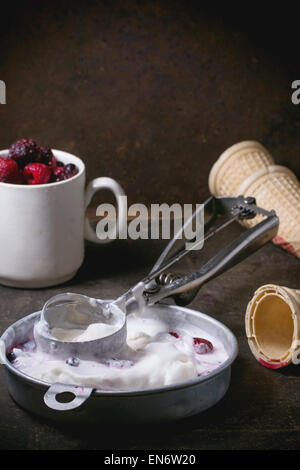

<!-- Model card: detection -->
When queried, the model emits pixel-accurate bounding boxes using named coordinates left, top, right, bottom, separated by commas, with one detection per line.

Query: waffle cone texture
left=209, top=141, right=300, bottom=258
left=245, top=284, right=300, bottom=368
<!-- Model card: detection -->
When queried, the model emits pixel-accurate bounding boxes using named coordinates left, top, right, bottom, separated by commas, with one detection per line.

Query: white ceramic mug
left=0, top=149, right=127, bottom=288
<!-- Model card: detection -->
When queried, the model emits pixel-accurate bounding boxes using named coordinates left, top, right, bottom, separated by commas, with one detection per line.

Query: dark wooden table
left=0, top=223, right=299, bottom=450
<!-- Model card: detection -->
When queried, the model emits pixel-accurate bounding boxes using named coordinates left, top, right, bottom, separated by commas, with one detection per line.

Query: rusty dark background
left=0, top=0, right=300, bottom=207
left=1, top=0, right=300, bottom=451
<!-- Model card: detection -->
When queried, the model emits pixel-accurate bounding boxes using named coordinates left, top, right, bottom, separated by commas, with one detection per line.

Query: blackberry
left=9, top=138, right=37, bottom=168
left=36, top=146, right=53, bottom=165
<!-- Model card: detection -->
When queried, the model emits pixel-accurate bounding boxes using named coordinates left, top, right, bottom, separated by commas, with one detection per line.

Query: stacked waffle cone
left=245, top=284, right=300, bottom=368
left=209, top=141, right=300, bottom=258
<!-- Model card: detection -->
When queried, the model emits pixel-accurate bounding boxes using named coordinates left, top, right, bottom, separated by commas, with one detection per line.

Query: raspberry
left=23, top=162, right=51, bottom=185
left=9, top=138, right=37, bottom=168
left=193, top=337, right=213, bottom=354
left=0, top=157, right=23, bottom=183
left=36, top=146, right=53, bottom=165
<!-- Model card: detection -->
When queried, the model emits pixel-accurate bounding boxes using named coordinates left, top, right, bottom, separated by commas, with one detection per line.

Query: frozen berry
left=64, top=163, right=78, bottom=177
left=23, top=162, right=51, bottom=185
left=36, top=146, right=53, bottom=165
left=48, top=155, right=59, bottom=169
left=56, top=161, right=64, bottom=167
left=169, top=331, right=180, bottom=338
left=193, top=337, right=213, bottom=354
left=9, top=138, right=37, bottom=168
left=0, top=157, right=23, bottom=183
left=52, top=166, right=66, bottom=182
left=7, top=351, right=16, bottom=363
left=66, top=357, right=80, bottom=367
left=52, top=163, right=78, bottom=182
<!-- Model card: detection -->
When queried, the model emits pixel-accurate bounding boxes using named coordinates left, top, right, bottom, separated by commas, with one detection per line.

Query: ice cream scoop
left=35, top=195, right=278, bottom=361
left=35, top=293, right=127, bottom=360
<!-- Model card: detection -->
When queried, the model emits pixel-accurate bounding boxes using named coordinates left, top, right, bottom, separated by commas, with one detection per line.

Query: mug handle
left=84, top=177, right=127, bottom=244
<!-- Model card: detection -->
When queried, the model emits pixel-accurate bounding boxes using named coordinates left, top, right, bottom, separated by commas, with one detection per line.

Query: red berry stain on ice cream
left=193, top=337, right=213, bottom=354
left=169, top=331, right=180, bottom=338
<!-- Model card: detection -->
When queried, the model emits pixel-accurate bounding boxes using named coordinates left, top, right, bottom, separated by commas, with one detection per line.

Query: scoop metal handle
left=143, top=196, right=279, bottom=306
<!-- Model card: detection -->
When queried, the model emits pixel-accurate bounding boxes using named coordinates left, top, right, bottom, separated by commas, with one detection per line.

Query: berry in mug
left=0, top=138, right=79, bottom=185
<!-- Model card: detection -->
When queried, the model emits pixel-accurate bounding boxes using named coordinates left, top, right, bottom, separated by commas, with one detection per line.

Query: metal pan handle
left=44, top=383, right=93, bottom=411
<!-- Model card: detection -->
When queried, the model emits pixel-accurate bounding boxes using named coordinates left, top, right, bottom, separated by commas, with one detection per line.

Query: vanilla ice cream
left=9, top=310, right=229, bottom=391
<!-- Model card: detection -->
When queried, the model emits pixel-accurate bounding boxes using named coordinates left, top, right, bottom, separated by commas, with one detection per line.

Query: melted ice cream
left=51, top=323, right=119, bottom=342
left=10, top=311, right=229, bottom=391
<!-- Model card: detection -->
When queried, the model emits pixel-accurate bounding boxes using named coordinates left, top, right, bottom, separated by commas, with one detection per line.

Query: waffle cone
left=209, top=141, right=274, bottom=196
left=237, top=165, right=300, bottom=258
left=245, top=284, right=300, bottom=368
